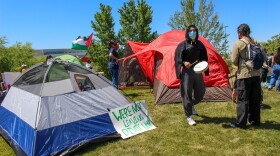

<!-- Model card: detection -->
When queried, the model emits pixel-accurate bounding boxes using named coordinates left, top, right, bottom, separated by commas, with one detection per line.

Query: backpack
left=240, top=39, right=264, bottom=70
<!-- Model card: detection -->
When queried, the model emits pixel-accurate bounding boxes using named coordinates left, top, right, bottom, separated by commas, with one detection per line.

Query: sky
left=0, top=0, right=280, bottom=52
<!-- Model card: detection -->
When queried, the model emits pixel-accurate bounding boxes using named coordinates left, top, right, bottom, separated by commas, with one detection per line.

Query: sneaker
left=187, top=116, right=196, bottom=126
left=192, top=106, right=198, bottom=115
left=264, top=83, right=268, bottom=88
left=230, top=123, right=238, bottom=128
left=268, top=86, right=272, bottom=91
left=230, top=123, right=246, bottom=129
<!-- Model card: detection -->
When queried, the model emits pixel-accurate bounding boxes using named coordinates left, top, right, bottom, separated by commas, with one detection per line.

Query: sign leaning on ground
left=109, top=100, right=156, bottom=139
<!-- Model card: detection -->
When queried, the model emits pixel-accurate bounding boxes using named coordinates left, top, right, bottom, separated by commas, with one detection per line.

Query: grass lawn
left=1, top=86, right=280, bottom=156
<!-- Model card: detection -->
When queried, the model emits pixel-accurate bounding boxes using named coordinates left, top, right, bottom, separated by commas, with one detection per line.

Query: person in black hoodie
left=175, top=25, right=209, bottom=126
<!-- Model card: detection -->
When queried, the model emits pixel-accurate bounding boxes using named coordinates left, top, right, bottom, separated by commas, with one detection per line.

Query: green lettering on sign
left=112, top=106, right=133, bottom=121
left=132, top=102, right=142, bottom=113
left=112, top=111, right=122, bottom=121
left=142, top=120, right=152, bottom=130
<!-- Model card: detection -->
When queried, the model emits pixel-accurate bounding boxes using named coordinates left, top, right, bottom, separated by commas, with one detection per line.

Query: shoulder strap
left=239, top=38, right=251, bottom=60
left=240, top=38, right=250, bottom=45
left=237, top=39, right=250, bottom=71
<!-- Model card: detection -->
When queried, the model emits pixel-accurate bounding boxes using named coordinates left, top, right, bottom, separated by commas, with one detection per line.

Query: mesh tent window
left=74, top=74, right=95, bottom=91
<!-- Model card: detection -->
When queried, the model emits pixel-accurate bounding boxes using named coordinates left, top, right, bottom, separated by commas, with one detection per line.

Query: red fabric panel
left=86, top=33, right=93, bottom=48
left=81, top=56, right=93, bottom=62
left=126, top=41, right=154, bottom=83
left=126, top=30, right=230, bottom=88
left=1, top=82, right=6, bottom=90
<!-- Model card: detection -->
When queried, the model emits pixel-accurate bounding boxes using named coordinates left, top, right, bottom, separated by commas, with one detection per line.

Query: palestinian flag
left=72, top=34, right=93, bottom=50
left=86, top=33, right=93, bottom=48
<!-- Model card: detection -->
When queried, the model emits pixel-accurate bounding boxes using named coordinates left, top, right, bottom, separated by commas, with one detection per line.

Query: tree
left=261, top=34, right=280, bottom=53
left=168, top=0, right=228, bottom=54
left=0, top=36, right=7, bottom=47
left=0, top=45, right=12, bottom=73
left=0, top=39, right=44, bottom=75
left=8, top=42, right=37, bottom=71
left=89, top=3, right=116, bottom=78
left=91, top=3, right=115, bottom=46
left=118, top=0, right=158, bottom=43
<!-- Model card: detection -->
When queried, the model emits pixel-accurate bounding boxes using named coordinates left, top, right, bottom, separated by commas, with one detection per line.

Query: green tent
left=54, top=54, right=84, bottom=66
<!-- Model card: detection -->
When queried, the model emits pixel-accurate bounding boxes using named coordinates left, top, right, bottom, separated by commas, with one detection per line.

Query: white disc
left=193, top=61, right=208, bottom=74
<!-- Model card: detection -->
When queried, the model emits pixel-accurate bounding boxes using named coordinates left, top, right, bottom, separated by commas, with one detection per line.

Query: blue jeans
left=269, top=64, right=280, bottom=91
left=109, top=68, right=119, bottom=88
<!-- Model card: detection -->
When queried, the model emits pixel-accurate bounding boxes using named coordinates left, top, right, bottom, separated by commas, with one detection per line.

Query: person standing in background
left=19, top=64, right=27, bottom=73
left=260, top=48, right=269, bottom=86
left=268, top=47, right=280, bottom=91
left=108, top=39, right=122, bottom=89
left=46, top=55, right=53, bottom=65
left=268, top=52, right=274, bottom=67
left=85, top=60, right=93, bottom=70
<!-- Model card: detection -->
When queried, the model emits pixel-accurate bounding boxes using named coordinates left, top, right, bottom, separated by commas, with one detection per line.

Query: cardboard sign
left=109, top=100, right=156, bottom=139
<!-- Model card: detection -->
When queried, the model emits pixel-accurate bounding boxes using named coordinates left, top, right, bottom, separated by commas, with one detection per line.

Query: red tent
left=126, top=30, right=230, bottom=87
left=125, top=30, right=232, bottom=104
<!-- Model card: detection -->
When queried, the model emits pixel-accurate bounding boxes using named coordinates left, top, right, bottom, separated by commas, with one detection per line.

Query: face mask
left=188, top=31, right=196, bottom=39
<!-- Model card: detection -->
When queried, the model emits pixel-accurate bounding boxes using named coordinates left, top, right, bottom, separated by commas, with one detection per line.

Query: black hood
left=185, top=25, right=199, bottom=43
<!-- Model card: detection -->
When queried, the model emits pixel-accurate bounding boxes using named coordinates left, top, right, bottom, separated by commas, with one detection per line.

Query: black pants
left=180, top=68, right=205, bottom=117
left=260, top=68, right=268, bottom=83
left=236, top=76, right=261, bottom=128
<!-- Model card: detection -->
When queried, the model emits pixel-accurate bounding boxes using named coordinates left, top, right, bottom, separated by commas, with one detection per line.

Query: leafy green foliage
left=88, top=40, right=111, bottom=78
left=118, top=0, right=158, bottom=43
left=261, top=33, right=280, bottom=53
left=0, top=40, right=45, bottom=76
left=8, top=42, right=36, bottom=71
left=89, top=3, right=116, bottom=79
left=0, top=36, right=46, bottom=82
left=91, top=3, right=115, bottom=46
left=89, top=1, right=158, bottom=79
left=0, top=46, right=13, bottom=73
left=0, top=36, right=8, bottom=47
left=168, top=0, right=229, bottom=54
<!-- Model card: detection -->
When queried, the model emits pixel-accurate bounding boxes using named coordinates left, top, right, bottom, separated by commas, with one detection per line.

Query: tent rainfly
left=54, top=54, right=84, bottom=66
